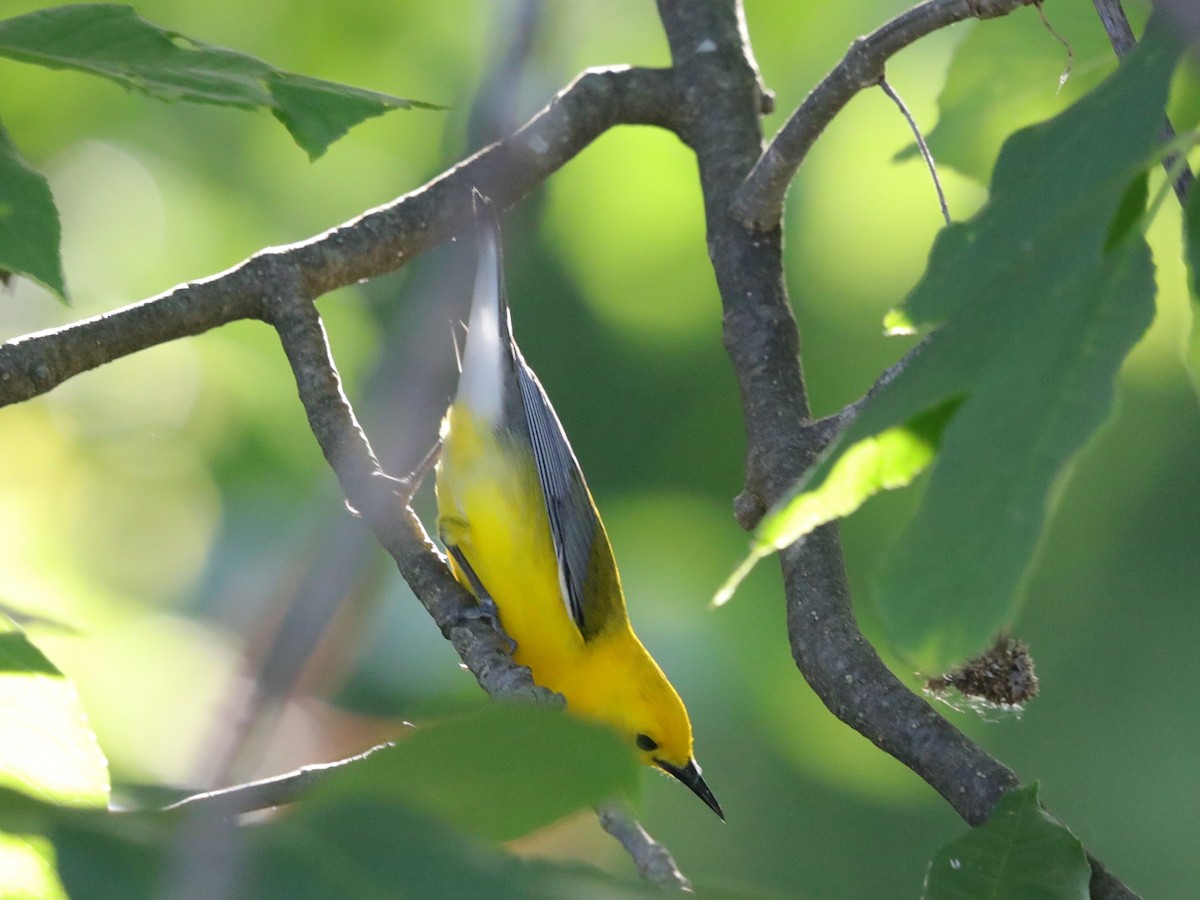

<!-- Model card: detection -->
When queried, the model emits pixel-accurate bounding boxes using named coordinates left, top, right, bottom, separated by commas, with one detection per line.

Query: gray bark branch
left=0, top=65, right=678, bottom=410
left=731, top=0, right=1037, bottom=231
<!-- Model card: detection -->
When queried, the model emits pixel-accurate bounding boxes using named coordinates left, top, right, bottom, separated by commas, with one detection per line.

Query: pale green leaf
left=0, top=614, right=109, bottom=808
left=0, top=832, right=69, bottom=900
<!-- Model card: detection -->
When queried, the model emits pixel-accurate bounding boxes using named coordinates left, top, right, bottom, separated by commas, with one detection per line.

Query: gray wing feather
left=514, top=351, right=600, bottom=638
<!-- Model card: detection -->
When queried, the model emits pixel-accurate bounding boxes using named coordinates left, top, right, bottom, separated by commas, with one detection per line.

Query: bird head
left=571, top=636, right=723, bottom=820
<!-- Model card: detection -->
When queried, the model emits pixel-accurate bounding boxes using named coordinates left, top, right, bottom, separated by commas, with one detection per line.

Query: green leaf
left=0, top=613, right=109, bottom=808
left=265, top=74, right=420, bottom=162
left=26, top=703, right=649, bottom=899
left=312, top=704, right=641, bottom=842
left=245, top=801, right=570, bottom=900
left=923, top=784, right=1089, bottom=900
left=45, top=795, right=656, bottom=900
left=719, top=18, right=1182, bottom=671
left=39, top=753, right=654, bottom=900
left=0, top=120, right=65, bottom=300
left=871, top=21, right=1174, bottom=671
left=0, top=4, right=440, bottom=159
left=1182, top=166, right=1200, bottom=400
left=899, top=3, right=1119, bottom=183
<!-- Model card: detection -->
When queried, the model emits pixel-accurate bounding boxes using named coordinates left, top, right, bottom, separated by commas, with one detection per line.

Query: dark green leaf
left=871, top=21, right=1176, bottom=671
left=0, top=121, right=65, bottom=299
left=312, top=704, right=641, bottom=842
left=1182, top=168, right=1200, bottom=400
left=898, top=4, right=1118, bottom=183
left=923, top=784, right=1089, bottom=900
left=40, top=772, right=656, bottom=900
left=39, top=707, right=637, bottom=896
left=719, top=18, right=1183, bottom=671
left=53, top=816, right=162, bottom=900
left=0, top=4, right=441, bottom=158
left=245, top=801, right=562, bottom=900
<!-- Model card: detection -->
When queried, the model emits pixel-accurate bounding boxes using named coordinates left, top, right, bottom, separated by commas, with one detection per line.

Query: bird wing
left=463, top=192, right=619, bottom=642
left=513, top=348, right=616, bottom=642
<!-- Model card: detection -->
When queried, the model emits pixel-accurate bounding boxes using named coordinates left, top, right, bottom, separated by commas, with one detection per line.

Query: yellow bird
left=435, top=195, right=722, bottom=819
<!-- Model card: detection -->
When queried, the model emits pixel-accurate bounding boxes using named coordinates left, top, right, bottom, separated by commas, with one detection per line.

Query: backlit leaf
left=0, top=4, right=441, bottom=159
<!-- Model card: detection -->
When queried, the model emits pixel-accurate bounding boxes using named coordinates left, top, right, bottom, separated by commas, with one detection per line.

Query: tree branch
left=1092, top=0, right=1193, bottom=203
left=264, top=283, right=546, bottom=701
left=731, top=0, right=1036, bottom=232
left=0, top=65, right=679, bottom=410
left=657, top=1, right=1136, bottom=896
left=596, top=801, right=692, bottom=891
left=0, top=2, right=1151, bottom=894
left=159, top=743, right=394, bottom=816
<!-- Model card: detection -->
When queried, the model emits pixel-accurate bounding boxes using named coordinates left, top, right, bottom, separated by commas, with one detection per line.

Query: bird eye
left=635, top=733, right=658, bottom=752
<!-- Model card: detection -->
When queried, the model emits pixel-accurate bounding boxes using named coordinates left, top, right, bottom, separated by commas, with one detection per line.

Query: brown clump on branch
left=926, top=634, right=1040, bottom=708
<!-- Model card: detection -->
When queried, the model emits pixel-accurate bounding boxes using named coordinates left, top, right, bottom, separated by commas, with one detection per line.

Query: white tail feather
left=456, top=224, right=504, bottom=425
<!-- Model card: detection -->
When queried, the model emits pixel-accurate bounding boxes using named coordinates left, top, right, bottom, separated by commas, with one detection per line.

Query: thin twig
left=802, top=333, right=935, bottom=459
left=732, top=0, right=1037, bottom=231
left=1034, top=0, right=1074, bottom=92
left=159, top=743, right=395, bottom=816
left=596, top=802, right=693, bottom=891
left=878, top=78, right=951, bottom=227
left=1091, top=0, right=1193, bottom=203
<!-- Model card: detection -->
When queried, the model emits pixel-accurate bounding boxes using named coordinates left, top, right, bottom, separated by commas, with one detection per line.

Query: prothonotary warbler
left=435, top=195, right=722, bottom=820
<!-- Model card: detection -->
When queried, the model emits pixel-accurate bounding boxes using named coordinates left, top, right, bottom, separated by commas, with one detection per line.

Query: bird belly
left=437, top=407, right=584, bottom=685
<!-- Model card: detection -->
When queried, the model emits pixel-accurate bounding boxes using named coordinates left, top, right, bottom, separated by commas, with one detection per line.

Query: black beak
left=655, top=757, right=724, bottom=821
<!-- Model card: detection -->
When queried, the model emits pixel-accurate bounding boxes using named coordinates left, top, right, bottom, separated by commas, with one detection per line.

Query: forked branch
left=732, top=0, right=1037, bottom=231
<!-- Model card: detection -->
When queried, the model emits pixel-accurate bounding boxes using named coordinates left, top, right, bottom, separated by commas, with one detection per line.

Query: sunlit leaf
left=0, top=613, right=109, bottom=808
left=0, top=4, right=441, bottom=159
left=0, top=832, right=69, bottom=900
left=718, top=18, right=1181, bottom=672
left=0, top=121, right=65, bottom=300
left=313, top=704, right=640, bottom=842
left=0, top=615, right=105, bottom=900
left=1182, top=167, right=1200, bottom=400
left=922, top=784, right=1089, bottom=900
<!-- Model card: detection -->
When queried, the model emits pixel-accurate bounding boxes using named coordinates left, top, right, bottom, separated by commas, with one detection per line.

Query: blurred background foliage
left=0, top=0, right=1196, bottom=896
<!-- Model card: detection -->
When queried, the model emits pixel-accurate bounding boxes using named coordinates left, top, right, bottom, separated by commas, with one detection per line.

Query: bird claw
left=455, top=596, right=518, bottom=654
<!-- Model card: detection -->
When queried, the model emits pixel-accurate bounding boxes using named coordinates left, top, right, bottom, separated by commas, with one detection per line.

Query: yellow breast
left=437, top=404, right=585, bottom=683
